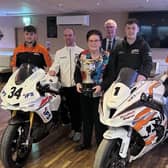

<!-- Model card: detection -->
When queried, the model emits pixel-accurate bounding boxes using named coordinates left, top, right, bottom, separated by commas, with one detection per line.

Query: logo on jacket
left=74, top=53, right=79, bottom=63
left=131, top=49, right=140, bottom=54
left=34, top=52, right=40, bottom=56
left=118, top=51, right=125, bottom=54
left=60, top=56, right=67, bottom=59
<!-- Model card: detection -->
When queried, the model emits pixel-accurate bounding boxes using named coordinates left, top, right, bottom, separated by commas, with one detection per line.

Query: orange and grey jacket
left=11, top=43, right=52, bottom=69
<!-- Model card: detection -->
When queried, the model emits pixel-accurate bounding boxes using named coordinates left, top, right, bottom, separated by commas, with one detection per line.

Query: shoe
left=73, top=132, right=81, bottom=142
left=75, top=144, right=91, bottom=151
left=68, top=130, right=75, bottom=139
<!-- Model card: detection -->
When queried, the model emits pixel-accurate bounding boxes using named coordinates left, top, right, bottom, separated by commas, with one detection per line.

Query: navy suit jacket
left=102, top=36, right=122, bottom=52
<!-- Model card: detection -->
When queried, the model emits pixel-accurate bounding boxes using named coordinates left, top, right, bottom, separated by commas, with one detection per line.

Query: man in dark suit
left=102, top=19, right=122, bottom=53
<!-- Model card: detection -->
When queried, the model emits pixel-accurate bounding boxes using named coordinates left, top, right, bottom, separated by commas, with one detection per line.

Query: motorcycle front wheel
left=0, top=124, right=32, bottom=168
left=93, top=138, right=128, bottom=168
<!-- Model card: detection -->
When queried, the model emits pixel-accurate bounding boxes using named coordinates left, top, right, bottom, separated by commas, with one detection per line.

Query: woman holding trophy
left=74, top=29, right=110, bottom=151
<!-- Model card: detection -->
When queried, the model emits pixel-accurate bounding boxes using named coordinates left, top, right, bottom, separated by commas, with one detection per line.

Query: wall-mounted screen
left=129, top=11, right=168, bottom=48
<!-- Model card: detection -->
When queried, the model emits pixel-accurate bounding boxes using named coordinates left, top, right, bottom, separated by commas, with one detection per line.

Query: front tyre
left=0, top=124, right=32, bottom=168
left=94, top=138, right=128, bottom=168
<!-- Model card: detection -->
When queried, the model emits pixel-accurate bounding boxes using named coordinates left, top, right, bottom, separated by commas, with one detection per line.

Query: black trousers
left=80, top=95, right=107, bottom=146
left=61, top=86, right=81, bottom=132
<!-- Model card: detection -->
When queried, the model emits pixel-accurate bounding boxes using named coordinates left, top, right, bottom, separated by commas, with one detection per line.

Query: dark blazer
left=102, top=36, right=122, bottom=52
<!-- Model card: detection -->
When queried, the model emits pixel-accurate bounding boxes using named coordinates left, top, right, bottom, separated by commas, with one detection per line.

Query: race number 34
left=8, top=87, right=23, bottom=99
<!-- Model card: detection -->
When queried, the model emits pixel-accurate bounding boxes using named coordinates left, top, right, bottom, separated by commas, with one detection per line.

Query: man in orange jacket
left=11, top=25, right=52, bottom=72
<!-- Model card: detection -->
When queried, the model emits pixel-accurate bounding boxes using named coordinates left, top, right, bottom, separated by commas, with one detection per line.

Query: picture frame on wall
left=0, top=26, right=16, bottom=48
left=47, top=16, right=57, bottom=38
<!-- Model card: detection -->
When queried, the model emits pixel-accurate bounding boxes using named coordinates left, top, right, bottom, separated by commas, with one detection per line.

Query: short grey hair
left=104, top=19, right=117, bottom=28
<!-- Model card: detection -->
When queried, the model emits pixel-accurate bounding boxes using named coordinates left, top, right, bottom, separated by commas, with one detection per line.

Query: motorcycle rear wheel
left=0, top=124, right=32, bottom=168
left=94, top=138, right=128, bottom=168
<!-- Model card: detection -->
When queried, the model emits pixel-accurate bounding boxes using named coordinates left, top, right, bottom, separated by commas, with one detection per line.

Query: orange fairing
left=134, top=108, right=151, bottom=120
left=134, top=108, right=157, bottom=131
left=148, top=82, right=160, bottom=96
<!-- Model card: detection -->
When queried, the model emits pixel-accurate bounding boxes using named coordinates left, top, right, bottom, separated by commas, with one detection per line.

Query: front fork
left=12, top=110, right=34, bottom=145
left=103, top=127, right=132, bottom=158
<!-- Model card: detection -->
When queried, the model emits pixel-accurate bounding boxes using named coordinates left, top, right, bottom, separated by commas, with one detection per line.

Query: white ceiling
left=0, top=0, right=167, bottom=16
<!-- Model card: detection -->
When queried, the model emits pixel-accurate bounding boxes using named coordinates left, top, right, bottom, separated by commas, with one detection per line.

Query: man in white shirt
left=49, top=28, right=83, bottom=142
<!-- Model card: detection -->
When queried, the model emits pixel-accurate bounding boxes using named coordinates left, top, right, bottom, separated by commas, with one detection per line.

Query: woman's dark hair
left=86, top=29, right=103, bottom=41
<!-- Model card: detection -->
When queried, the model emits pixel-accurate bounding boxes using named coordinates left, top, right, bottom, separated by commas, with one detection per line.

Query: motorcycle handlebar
left=36, top=82, right=59, bottom=95
left=46, top=89, right=59, bottom=95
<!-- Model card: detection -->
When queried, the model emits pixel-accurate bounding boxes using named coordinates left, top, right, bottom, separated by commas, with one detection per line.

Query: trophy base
left=81, top=83, right=95, bottom=97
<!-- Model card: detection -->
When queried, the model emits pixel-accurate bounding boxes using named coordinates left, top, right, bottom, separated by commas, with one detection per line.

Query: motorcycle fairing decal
left=42, top=107, right=52, bottom=120
left=104, top=82, right=130, bottom=109
left=144, top=132, right=156, bottom=145
left=23, top=92, right=34, bottom=99
left=148, top=81, right=160, bottom=96
left=134, top=107, right=151, bottom=120
left=37, top=104, right=52, bottom=123
left=133, top=110, right=157, bottom=131
left=39, top=96, right=52, bottom=107
left=7, top=87, right=23, bottom=100
left=115, top=101, right=143, bottom=117
left=120, top=110, right=135, bottom=120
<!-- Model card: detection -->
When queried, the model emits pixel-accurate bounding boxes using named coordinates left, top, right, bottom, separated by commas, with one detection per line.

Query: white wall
left=0, top=13, right=168, bottom=61
left=0, top=16, right=46, bottom=50
left=0, top=26, right=15, bottom=49
left=46, top=12, right=128, bottom=56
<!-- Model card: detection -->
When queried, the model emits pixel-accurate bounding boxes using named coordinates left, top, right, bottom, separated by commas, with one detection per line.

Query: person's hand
left=12, top=67, right=17, bottom=72
left=92, top=85, right=101, bottom=94
left=48, top=70, right=56, bottom=76
left=137, top=74, right=146, bottom=82
left=76, top=83, right=82, bottom=93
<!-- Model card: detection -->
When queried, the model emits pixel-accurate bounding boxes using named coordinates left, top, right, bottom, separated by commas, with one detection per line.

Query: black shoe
left=75, top=144, right=91, bottom=151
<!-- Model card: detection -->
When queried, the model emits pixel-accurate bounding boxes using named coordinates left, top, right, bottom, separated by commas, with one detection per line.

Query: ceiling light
left=22, top=16, right=31, bottom=26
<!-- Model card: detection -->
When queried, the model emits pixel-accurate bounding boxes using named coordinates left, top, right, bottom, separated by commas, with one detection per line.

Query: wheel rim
left=106, top=156, right=127, bottom=168
left=105, top=140, right=127, bottom=168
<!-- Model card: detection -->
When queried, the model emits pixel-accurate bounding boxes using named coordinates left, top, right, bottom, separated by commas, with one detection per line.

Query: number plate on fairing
left=37, top=104, right=52, bottom=123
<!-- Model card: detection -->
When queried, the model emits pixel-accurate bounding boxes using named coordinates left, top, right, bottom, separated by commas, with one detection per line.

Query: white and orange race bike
left=94, top=67, right=168, bottom=168
left=0, top=63, right=61, bottom=168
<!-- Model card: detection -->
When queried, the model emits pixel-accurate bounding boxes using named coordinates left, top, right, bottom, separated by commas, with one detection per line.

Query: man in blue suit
left=102, top=19, right=122, bottom=54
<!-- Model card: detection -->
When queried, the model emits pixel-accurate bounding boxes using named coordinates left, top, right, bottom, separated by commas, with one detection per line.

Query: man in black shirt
left=101, top=18, right=153, bottom=91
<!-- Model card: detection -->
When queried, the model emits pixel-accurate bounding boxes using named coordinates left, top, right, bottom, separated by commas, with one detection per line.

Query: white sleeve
left=49, top=52, right=60, bottom=73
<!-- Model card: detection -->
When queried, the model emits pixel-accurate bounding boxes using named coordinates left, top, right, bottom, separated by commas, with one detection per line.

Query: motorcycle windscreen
left=15, top=63, right=37, bottom=85
left=116, top=67, right=138, bottom=88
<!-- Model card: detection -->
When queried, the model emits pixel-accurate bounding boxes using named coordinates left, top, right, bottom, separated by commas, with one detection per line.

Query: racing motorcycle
left=94, top=67, right=168, bottom=168
left=0, top=63, right=61, bottom=168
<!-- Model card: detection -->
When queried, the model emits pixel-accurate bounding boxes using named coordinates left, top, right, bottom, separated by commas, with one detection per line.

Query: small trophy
left=80, top=59, right=96, bottom=84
